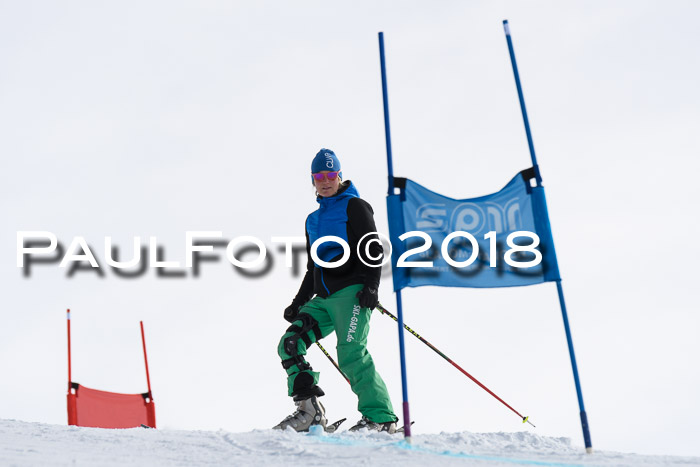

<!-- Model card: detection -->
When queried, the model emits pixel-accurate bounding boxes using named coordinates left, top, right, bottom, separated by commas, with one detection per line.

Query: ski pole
left=316, top=342, right=350, bottom=385
left=376, top=303, right=535, bottom=427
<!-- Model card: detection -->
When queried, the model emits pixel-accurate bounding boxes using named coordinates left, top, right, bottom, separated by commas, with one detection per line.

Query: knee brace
left=281, top=355, right=311, bottom=372
left=280, top=313, right=322, bottom=372
left=283, top=313, right=322, bottom=357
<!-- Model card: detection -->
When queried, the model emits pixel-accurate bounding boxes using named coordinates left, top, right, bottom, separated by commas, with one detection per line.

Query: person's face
left=313, top=171, right=341, bottom=197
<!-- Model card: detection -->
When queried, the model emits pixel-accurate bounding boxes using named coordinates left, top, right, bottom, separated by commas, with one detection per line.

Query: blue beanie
left=311, top=148, right=341, bottom=174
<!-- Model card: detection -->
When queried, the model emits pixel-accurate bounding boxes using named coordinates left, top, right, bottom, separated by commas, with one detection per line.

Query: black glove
left=356, top=285, right=379, bottom=310
left=284, top=303, right=301, bottom=323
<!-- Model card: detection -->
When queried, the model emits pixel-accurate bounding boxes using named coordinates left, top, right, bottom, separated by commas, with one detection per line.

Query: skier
left=273, top=148, right=398, bottom=433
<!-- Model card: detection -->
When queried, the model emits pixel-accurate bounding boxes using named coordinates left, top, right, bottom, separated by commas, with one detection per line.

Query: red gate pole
left=67, top=309, right=72, bottom=392
left=140, top=321, right=152, bottom=398
left=66, top=308, right=78, bottom=425
left=140, top=321, right=156, bottom=428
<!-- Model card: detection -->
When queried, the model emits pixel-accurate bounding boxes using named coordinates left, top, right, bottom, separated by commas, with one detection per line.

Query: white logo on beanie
left=325, top=152, right=334, bottom=168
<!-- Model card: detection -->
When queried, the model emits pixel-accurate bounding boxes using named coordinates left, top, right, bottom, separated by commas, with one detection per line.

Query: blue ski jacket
left=292, top=181, right=383, bottom=304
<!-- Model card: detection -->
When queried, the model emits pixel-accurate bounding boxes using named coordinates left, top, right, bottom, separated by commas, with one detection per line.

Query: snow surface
left=1, top=419, right=697, bottom=467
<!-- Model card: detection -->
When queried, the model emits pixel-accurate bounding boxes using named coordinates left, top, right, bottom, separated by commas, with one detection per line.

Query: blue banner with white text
left=386, top=168, right=560, bottom=291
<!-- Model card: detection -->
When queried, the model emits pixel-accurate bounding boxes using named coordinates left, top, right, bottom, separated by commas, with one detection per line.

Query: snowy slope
left=1, top=419, right=697, bottom=467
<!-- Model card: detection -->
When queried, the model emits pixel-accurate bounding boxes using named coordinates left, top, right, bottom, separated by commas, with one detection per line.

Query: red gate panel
left=67, top=383, right=156, bottom=429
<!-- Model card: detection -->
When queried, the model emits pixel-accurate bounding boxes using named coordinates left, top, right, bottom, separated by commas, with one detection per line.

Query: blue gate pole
left=378, top=31, right=412, bottom=442
left=503, top=20, right=592, bottom=453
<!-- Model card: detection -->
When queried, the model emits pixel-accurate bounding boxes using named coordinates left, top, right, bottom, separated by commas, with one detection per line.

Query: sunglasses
left=312, top=171, right=340, bottom=181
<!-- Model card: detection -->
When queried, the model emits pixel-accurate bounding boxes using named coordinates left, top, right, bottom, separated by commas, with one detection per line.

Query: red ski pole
left=376, top=303, right=534, bottom=427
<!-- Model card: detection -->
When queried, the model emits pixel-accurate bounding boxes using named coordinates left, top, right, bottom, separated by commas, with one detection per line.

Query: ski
left=396, top=421, right=415, bottom=434
left=324, top=418, right=347, bottom=433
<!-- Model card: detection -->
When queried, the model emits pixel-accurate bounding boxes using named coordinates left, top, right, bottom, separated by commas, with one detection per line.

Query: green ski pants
left=277, top=284, right=397, bottom=424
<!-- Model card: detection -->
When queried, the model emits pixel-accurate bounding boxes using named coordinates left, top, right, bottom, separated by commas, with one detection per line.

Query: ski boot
left=348, top=416, right=397, bottom=434
left=273, top=396, right=327, bottom=432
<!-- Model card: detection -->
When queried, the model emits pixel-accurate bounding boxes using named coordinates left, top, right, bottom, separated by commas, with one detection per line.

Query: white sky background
left=1, top=0, right=699, bottom=458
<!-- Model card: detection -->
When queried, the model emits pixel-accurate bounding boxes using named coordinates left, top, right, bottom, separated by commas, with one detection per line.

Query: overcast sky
left=1, top=0, right=699, bottom=458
